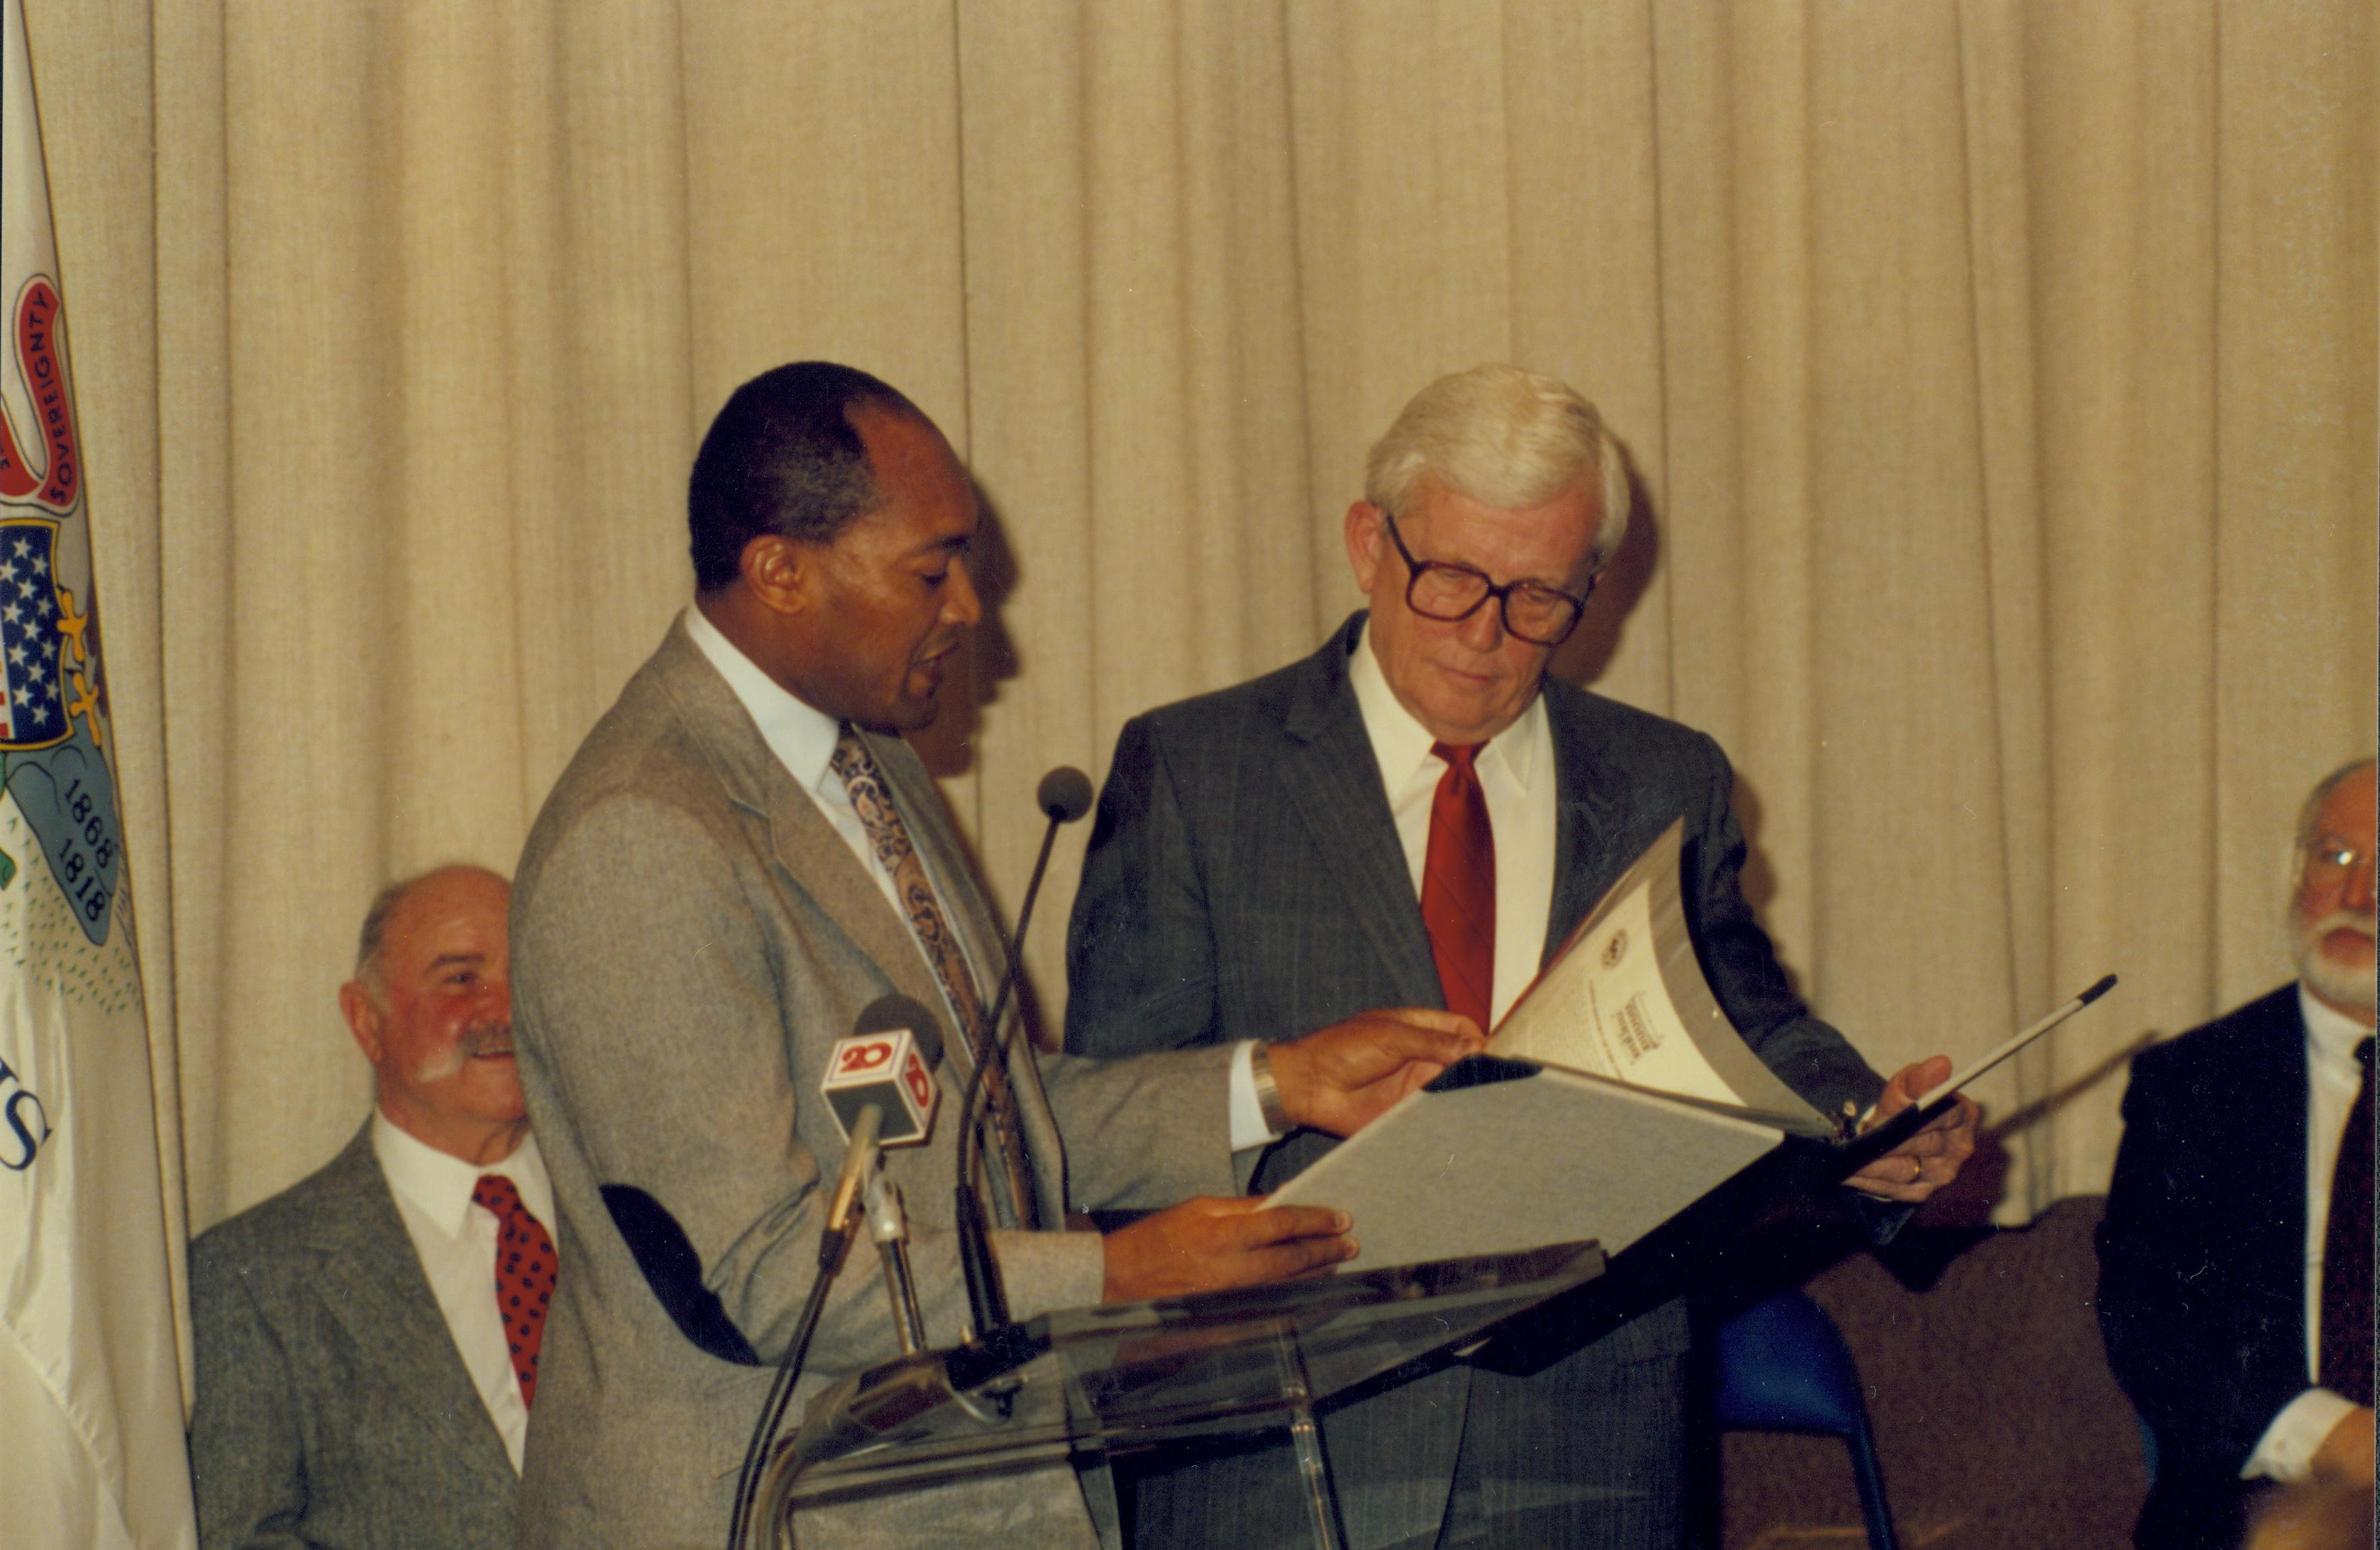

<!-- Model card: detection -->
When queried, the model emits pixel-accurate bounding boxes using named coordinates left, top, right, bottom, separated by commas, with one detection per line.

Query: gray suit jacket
left=509, top=617, right=1238, bottom=1550
left=188, top=1123, right=517, bottom=1550
left=1066, top=612, right=1884, bottom=1547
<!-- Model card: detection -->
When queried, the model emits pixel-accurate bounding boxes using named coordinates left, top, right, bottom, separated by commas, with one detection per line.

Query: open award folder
left=1269, top=819, right=2115, bottom=1277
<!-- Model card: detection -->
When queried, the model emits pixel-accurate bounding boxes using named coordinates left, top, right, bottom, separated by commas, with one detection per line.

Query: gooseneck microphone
left=726, top=993, right=946, bottom=1550
left=841, top=996, right=944, bottom=1355
left=812, top=995, right=943, bottom=1269
left=977, top=766, right=1095, bottom=1061
left=952, top=765, right=1096, bottom=1340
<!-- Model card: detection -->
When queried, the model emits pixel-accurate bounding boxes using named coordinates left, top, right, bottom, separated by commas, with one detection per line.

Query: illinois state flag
left=0, top=1, right=199, bottom=1545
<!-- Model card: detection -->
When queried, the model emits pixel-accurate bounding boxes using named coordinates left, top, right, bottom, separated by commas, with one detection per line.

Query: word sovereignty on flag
left=0, top=277, right=78, bottom=508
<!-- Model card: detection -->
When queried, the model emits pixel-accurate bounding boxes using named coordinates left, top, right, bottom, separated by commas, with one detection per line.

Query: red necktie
left=1422, top=741, right=1496, bottom=1031
left=2318, top=1037, right=2374, bottom=1406
left=473, top=1173, right=556, bottom=1408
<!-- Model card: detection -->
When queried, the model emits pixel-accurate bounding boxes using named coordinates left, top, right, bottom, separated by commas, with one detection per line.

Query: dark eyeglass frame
left=1378, top=508, right=1595, bottom=647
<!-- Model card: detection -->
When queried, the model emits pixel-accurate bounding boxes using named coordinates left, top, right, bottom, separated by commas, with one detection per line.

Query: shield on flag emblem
left=0, top=516, right=70, bottom=751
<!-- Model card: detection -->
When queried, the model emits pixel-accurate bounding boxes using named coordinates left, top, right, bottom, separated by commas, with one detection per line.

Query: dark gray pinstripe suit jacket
left=1065, top=613, right=1883, bottom=1549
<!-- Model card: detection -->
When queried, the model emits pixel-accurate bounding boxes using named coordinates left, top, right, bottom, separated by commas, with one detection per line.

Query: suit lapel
left=1542, top=686, right=1630, bottom=967
left=1274, top=628, right=1637, bottom=995
left=762, top=756, right=956, bottom=1041
left=308, top=1127, right=515, bottom=1490
left=1278, top=619, right=1442, bottom=1009
left=2233, top=990, right=2312, bottom=1313
left=643, top=626, right=1050, bottom=1214
left=646, top=625, right=960, bottom=1060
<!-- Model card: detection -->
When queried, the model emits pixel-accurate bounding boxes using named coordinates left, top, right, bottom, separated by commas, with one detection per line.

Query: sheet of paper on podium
left=1269, top=820, right=1840, bottom=1271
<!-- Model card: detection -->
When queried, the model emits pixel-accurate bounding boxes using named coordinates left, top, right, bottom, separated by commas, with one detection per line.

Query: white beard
left=2295, top=907, right=2377, bottom=1017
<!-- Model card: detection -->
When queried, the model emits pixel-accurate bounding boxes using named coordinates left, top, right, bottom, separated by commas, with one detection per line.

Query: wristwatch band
left=1250, top=1042, right=1292, bottom=1137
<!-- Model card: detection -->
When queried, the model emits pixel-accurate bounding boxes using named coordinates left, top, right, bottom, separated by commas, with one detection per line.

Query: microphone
left=953, top=765, right=1096, bottom=1339
left=822, top=993, right=946, bottom=1147
left=979, top=768, right=1094, bottom=1047
left=817, top=995, right=947, bottom=1272
left=727, top=994, right=947, bottom=1550
left=855, top=991, right=952, bottom=1066
left=1036, top=765, right=1096, bottom=825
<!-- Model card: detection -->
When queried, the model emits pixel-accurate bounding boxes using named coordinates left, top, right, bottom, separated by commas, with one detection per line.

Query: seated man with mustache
left=189, top=865, right=541, bottom=1550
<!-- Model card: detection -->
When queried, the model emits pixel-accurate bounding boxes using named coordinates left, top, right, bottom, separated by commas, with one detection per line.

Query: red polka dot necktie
left=1422, top=741, right=1496, bottom=1033
left=472, top=1173, right=556, bottom=1408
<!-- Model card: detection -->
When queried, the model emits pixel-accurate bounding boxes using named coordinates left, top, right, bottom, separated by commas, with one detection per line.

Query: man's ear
left=1344, top=501, right=1386, bottom=591
left=339, top=981, right=385, bottom=1067
left=738, top=533, right=810, bottom=617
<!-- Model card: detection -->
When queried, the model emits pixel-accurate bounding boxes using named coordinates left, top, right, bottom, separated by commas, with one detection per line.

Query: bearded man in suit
left=189, top=864, right=539, bottom=1550
left=507, top=361, right=1477, bottom=1550
left=1065, top=363, right=1977, bottom=1550
left=2099, top=756, right=2377, bottom=1550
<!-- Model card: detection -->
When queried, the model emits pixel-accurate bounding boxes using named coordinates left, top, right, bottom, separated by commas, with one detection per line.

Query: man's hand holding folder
left=1843, top=1054, right=1981, bottom=1202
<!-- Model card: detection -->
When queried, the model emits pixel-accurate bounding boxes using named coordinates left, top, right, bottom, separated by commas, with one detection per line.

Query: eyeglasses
left=1379, top=509, right=1594, bottom=647
left=2303, top=840, right=2371, bottom=883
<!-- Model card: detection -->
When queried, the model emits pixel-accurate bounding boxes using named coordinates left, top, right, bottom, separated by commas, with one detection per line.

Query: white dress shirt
left=1348, top=621, right=1559, bottom=1029
left=682, top=605, right=1278, bottom=1151
left=2243, top=985, right=2372, bottom=1482
left=682, top=604, right=974, bottom=947
left=371, top=1114, right=556, bottom=1473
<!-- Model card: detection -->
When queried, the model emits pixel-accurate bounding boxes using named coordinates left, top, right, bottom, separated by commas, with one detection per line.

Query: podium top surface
left=781, top=1239, right=1605, bottom=1503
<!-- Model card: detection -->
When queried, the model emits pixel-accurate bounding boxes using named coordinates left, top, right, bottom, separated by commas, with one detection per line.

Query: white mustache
left=2303, top=907, right=2377, bottom=943
left=408, top=1021, right=515, bottom=1085
left=458, top=1021, right=515, bottom=1057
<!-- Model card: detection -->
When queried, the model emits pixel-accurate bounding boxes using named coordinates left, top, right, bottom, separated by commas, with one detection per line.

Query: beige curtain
left=25, top=0, right=2375, bottom=1348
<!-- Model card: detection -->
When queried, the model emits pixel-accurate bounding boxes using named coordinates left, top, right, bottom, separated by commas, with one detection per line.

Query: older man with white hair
left=189, top=865, right=540, bottom=1550
left=2100, top=756, right=2378, bottom=1550
left=1067, top=364, right=1975, bottom=1550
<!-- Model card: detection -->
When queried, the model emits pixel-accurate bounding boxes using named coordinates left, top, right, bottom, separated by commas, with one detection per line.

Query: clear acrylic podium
left=756, top=1239, right=1606, bottom=1550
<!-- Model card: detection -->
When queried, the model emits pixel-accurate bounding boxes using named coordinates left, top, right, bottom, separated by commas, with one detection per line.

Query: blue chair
left=1712, top=1290, right=1899, bottom=1550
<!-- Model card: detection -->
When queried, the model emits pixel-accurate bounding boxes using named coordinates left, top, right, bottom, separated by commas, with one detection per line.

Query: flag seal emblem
left=0, top=516, right=76, bottom=751
left=0, top=269, right=121, bottom=943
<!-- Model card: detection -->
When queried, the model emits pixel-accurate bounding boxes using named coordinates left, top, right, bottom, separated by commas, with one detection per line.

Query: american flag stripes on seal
left=0, top=518, right=70, bottom=748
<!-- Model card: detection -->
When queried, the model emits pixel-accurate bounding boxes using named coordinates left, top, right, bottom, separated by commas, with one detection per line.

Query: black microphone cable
left=723, top=1231, right=842, bottom=1550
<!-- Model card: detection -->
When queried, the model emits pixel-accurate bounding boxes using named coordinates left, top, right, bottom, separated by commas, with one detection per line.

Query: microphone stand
left=866, top=1173, right=927, bottom=1355
left=727, top=1102, right=884, bottom=1550
left=952, top=767, right=1094, bottom=1340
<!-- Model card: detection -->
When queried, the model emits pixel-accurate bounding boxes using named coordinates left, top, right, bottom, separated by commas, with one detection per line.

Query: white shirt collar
left=2300, top=981, right=2374, bottom=1075
left=371, top=1111, right=552, bottom=1239
left=682, top=603, right=846, bottom=799
left=1347, top=617, right=1546, bottom=793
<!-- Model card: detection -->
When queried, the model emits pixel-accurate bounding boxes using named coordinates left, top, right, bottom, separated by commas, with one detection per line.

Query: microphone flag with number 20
left=821, top=1028, right=940, bottom=1145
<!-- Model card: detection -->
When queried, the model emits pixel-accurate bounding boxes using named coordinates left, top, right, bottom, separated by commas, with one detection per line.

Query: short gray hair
left=353, top=864, right=507, bottom=992
left=2297, top=756, right=2377, bottom=853
left=1364, top=364, right=1632, bottom=571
